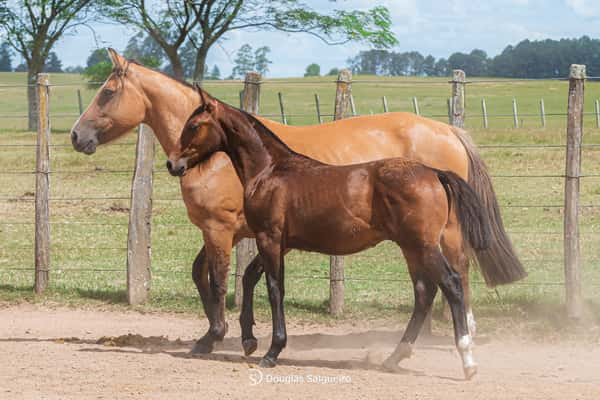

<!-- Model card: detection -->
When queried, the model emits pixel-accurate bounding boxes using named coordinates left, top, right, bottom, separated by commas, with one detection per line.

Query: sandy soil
left=0, top=304, right=599, bottom=400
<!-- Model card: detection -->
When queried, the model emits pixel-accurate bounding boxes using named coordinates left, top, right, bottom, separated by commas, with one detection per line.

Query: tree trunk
left=193, top=45, right=209, bottom=83
left=27, top=68, right=38, bottom=131
left=165, top=49, right=185, bottom=80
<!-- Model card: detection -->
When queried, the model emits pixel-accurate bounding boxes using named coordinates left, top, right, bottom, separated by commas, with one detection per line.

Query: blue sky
left=46, top=0, right=600, bottom=77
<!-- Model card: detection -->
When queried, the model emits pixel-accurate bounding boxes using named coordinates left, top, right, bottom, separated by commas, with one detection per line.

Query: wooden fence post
left=77, top=89, right=83, bottom=115
left=349, top=93, right=357, bottom=116
left=234, top=71, right=261, bottom=307
left=595, top=99, right=599, bottom=129
left=481, top=98, right=488, bottom=129
left=127, top=124, right=155, bottom=305
left=382, top=96, right=389, bottom=113
left=314, top=94, right=323, bottom=123
left=329, top=69, right=352, bottom=316
left=412, top=97, right=420, bottom=116
left=540, top=99, right=546, bottom=129
left=447, top=98, right=453, bottom=125
left=512, top=98, right=519, bottom=128
left=451, top=70, right=466, bottom=128
left=278, top=92, right=287, bottom=124
left=35, top=73, right=51, bottom=294
left=564, top=64, right=585, bottom=319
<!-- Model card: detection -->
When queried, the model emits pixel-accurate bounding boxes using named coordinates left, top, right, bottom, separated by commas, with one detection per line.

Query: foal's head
left=167, top=90, right=224, bottom=177
left=70, top=48, right=147, bottom=154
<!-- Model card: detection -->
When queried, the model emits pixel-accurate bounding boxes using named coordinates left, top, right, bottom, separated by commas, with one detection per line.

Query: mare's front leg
left=190, top=225, right=235, bottom=354
left=255, top=232, right=287, bottom=368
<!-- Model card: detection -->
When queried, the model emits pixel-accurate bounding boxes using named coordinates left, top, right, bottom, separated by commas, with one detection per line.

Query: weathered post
left=412, top=97, right=420, bottom=116
left=234, top=72, right=261, bottom=307
left=564, top=64, right=585, bottom=319
left=77, top=89, right=84, bottom=115
left=382, top=96, right=389, bottom=113
left=451, top=70, right=466, bottom=128
left=481, top=98, right=488, bottom=129
left=127, top=124, right=155, bottom=305
left=329, top=69, right=352, bottom=316
left=278, top=92, right=287, bottom=125
left=349, top=93, right=357, bottom=116
left=314, top=94, right=323, bottom=124
left=540, top=99, right=546, bottom=129
left=595, top=99, right=600, bottom=129
left=34, top=74, right=51, bottom=294
left=512, top=98, right=519, bottom=128
left=447, top=98, right=453, bottom=125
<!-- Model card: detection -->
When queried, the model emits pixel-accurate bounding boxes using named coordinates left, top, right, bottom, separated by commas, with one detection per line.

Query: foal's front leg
left=255, top=233, right=287, bottom=368
left=240, top=254, right=264, bottom=356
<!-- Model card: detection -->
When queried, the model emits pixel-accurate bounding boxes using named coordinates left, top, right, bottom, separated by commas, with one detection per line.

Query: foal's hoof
left=258, top=356, right=277, bottom=368
left=242, top=338, right=258, bottom=357
left=190, top=337, right=214, bottom=355
left=463, top=365, right=478, bottom=381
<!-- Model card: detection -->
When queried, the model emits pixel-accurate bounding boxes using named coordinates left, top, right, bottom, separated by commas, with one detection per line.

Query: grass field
left=1, top=71, right=600, bottom=337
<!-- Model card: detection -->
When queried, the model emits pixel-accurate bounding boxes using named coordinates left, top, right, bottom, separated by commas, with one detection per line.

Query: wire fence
left=0, top=68, right=599, bottom=315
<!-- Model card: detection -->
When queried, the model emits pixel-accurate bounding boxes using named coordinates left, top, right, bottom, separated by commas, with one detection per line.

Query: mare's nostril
left=71, top=131, right=78, bottom=144
left=166, top=160, right=173, bottom=172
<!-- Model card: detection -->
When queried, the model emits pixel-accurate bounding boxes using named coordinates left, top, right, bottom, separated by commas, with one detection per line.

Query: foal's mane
left=196, top=89, right=314, bottom=162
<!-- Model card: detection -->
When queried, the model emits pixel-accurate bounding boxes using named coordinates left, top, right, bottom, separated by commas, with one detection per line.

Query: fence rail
left=0, top=66, right=597, bottom=319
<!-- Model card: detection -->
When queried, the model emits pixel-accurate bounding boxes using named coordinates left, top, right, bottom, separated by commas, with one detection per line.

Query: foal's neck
left=218, top=105, right=294, bottom=186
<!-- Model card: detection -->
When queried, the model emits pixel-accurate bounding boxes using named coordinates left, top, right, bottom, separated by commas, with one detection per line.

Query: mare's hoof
left=463, top=365, right=478, bottom=381
left=190, top=337, right=214, bottom=355
left=242, top=338, right=258, bottom=357
left=258, top=356, right=277, bottom=368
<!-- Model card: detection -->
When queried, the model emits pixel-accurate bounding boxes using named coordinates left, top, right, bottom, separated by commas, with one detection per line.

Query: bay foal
left=167, top=93, right=491, bottom=379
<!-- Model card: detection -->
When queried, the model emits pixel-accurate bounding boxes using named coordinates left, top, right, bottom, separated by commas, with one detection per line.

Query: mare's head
left=70, top=48, right=147, bottom=154
left=167, top=89, right=224, bottom=177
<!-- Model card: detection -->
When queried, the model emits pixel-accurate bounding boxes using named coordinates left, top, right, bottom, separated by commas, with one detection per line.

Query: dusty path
left=0, top=304, right=598, bottom=399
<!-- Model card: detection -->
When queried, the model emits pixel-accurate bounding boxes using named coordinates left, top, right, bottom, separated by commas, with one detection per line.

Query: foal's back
left=245, top=155, right=448, bottom=255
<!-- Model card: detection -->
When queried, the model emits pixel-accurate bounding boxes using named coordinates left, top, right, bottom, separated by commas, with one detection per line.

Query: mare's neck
left=218, top=105, right=293, bottom=186
left=132, top=64, right=200, bottom=155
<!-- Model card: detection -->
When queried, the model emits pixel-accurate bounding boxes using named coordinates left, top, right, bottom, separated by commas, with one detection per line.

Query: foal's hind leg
left=383, top=248, right=438, bottom=371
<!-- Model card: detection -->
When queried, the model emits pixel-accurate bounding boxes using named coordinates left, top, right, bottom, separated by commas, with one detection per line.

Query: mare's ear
left=107, top=48, right=125, bottom=69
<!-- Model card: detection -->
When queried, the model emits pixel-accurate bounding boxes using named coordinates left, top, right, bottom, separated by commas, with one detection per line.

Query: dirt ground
left=0, top=304, right=599, bottom=400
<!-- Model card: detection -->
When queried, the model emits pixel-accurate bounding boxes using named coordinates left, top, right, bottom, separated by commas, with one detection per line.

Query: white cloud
left=566, top=0, right=600, bottom=17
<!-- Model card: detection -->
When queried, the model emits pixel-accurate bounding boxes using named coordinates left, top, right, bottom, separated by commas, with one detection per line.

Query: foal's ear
left=107, top=48, right=125, bottom=69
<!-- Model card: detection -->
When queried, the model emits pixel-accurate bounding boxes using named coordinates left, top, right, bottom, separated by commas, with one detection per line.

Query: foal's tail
left=436, top=170, right=492, bottom=252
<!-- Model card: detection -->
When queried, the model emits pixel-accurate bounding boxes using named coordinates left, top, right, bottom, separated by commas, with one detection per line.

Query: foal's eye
left=190, top=123, right=200, bottom=130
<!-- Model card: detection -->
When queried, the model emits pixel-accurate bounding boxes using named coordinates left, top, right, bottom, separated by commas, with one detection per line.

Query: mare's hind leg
left=383, top=248, right=438, bottom=371
left=441, top=218, right=476, bottom=336
left=240, top=254, right=264, bottom=356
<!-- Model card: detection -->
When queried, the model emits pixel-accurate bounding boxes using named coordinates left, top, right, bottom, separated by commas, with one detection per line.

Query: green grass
left=1, top=72, right=600, bottom=338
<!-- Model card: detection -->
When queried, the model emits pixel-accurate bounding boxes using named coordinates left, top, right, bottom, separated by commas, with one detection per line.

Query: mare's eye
left=102, top=88, right=115, bottom=97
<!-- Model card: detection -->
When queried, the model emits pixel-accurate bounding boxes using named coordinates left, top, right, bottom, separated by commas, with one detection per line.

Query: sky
left=33, top=0, right=600, bottom=77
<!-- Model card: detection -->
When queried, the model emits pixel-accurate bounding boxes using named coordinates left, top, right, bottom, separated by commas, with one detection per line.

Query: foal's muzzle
left=166, top=160, right=186, bottom=177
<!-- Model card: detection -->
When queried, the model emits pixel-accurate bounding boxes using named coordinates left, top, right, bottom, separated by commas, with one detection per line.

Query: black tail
left=451, top=127, right=527, bottom=286
left=437, top=170, right=492, bottom=252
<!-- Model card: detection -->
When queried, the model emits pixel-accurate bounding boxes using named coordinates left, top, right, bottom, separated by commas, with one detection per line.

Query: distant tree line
left=347, top=36, right=600, bottom=78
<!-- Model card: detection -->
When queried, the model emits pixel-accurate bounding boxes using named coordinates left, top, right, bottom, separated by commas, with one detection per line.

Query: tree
left=231, top=44, right=255, bottom=78
left=64, top=65, right=85, bottom=74
left=0, top=0, right=96, bottom=129
left=103, top=1, right=397, bottom=82
left=87, top=48, right=111, bottom=68
left=304, top=63, right=320, bottom=77
left=14, top=63, right=27, bottom=72
left=254, top=46, right=271, bottom=76
left=100, top=1, right=198, bottom=79
left=0, top=42, right=13, bottom=71
left=208, top=64, right=221, bottom=80
left=44, top=52, right=62, bottom=73
left=422, top=55, right=436, bottom=77
left=326, top=67, right=339, bottom=76
left=123, top=31, right=165, bottom=68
